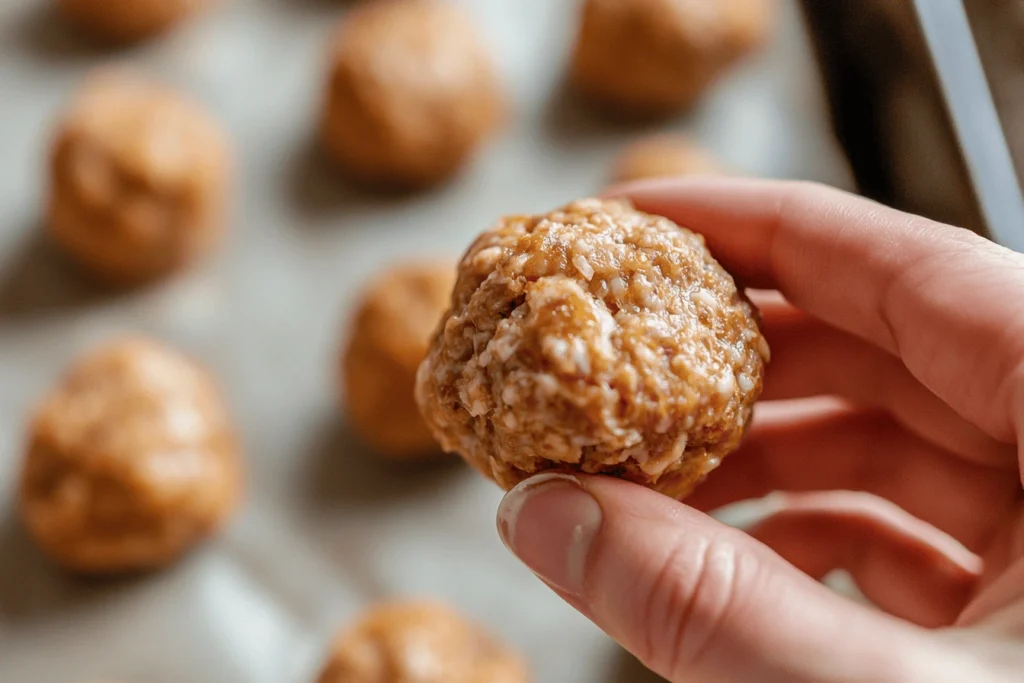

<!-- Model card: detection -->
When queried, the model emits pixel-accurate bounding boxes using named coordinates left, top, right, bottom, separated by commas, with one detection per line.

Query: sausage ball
left=320, top=0, right=504, bottom=189
left=47, top=70, right=232, bottom=285
left=416, top=199, right=768, bottom=498
left=610, top=135, right=722, bottom=183
left=57, top=0, right=208, bottom=42
left=316, top=600, right=529, bottom=683
left=570, top=0, right=775, bottom=117
left=342, top=262, right=455, bottom=458
left=19, top=337, right=242, bottom=573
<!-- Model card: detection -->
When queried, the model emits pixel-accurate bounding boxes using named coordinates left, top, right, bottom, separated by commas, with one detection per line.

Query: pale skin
left=496, top=178, right=1024, bottom=682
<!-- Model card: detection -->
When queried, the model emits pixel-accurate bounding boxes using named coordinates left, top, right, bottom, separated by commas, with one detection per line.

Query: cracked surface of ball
left=570, top=0, right=774, bottom=116
left=47, top=71, right=232, bottom=285
left=19, top=338, right=241, bottom=573
left=416, top=199, right=768, bottom=498
left=343, top=262, right=455, bottom=457
left=317, top=600, right=529, bottom=683
left=57, top=0, right=207, bottom=42
left=320, top=0, right=504, bottom=189
left=611, top=135, right=722, bottom=183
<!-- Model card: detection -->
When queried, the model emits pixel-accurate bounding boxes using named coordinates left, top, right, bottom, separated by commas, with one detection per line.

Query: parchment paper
left=0, top=1, right=851, bottom=680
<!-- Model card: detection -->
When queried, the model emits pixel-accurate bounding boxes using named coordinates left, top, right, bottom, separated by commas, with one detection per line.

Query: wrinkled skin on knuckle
left=633, top=535, right=753, bottom=679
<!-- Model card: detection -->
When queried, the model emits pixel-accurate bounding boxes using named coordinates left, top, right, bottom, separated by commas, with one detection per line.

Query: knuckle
left=637, top=536, right=751, bottom=679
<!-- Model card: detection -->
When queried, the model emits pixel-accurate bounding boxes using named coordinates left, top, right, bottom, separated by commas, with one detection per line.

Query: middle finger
left=687, top=400, right=1021, bottom=552
left=751, top=291, right=1017, bottom=467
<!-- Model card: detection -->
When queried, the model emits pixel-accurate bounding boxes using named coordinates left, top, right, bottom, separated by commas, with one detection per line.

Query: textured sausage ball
left=416, top=199, right=768, bottom=498
left=316, top=601, right=529, bottom=683
left=342, top=262, right=455, bottom=458
left=611, top=135, right=722, bottom=183
left=18, top=338, right=242, bottom=573
left=570, top=0, right=774, bottom=117
left=320, top=0, right=504, bottom=189
left=57, top=0, right=208, bottom=42
left=47, top=70, right=232, bottom=285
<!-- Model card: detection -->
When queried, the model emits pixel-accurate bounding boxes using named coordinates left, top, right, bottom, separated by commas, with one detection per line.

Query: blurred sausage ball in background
left=19, top=337, right=242, bottom=574
left=342, top=261, right=455, bottom=458
left=320, top=0, right=505, bottom=189
left=570, top=0, right=775, bottom=117
left=610, top=134, right=723, bottom=183
left=47, top=70, right=232, bottom=286
left=316, top=600, right=529, bottom=683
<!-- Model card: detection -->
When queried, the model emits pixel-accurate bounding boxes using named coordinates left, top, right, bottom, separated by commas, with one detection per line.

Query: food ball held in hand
left=317, top=600, right=529, bottom=683
left=416, top=199, right=768, bottom=498
left=571, top=0, right=775, bottom=117
left=19, top=338, right=242, bottom=573
left=57, top=0, right=209, bottom=43
left=47, top=70, right=232, bottom=285
left=342, top=262, right=456, bottom=458
left=320, top=0, right=504, bottom=189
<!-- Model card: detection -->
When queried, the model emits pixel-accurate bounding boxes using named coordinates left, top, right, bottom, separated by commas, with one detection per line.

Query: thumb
left=497, top=473, right=942, bottom=683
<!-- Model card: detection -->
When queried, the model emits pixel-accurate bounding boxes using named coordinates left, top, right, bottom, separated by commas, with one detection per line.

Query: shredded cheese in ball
left=416, top=199, right=769, bottom=499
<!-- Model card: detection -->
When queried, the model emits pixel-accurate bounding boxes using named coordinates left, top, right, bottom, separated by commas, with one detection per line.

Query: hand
left=495, top=179, right=1024, bottom=683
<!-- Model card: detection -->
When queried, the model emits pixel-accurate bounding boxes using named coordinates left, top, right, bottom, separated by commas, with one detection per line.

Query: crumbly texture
left=416, top=199, right=768, bottom=498
left=342, top=262, right=455, bottom=457
left=611, top=135, right=722, bottom=183
left=570, top=0, right=775, bottom=117
left=57, top=0, right=207, bottom=42
left=19, top=337, right=241, bottom=573
left=320, top=0, right=504, bottom=189
left=317, top=601, right=529, bottom=683
left=47, top=70, right=232, bottom=285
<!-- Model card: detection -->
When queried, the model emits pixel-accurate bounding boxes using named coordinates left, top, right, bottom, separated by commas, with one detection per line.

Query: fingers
left=749, top=491, right=981, bottom=628
left=684, top=402, right=1019, bottom=552
left=620, top=177, right=1024, bottom=446
left=497, top=473, right=938, bottom=683
left=957, top=558, right=1024, bottom=628
left=751, top=291, right=1017, bottom=466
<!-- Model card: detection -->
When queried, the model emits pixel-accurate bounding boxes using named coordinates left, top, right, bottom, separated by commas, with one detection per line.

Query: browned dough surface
left=417, top=198, right=768, bottom=498
left=19, top=337, right=242, bottom=573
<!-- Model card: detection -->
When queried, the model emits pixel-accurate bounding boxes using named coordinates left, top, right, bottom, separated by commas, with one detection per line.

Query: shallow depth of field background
left=0, top=1, right=853, bottom=681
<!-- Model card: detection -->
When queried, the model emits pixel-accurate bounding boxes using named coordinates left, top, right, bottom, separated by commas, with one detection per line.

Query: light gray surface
left=0, top=1, right=850, bottom=681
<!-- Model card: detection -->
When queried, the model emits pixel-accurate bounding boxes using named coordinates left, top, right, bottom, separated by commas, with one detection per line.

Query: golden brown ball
left=320, top=0, right=504, bottom=189
left=570, top=0, right=775, bottom=117
left=57, top=0, right=209, bottom=43
left=416, top=199, right=769, bottom=498
left=342, top=262, right=456, bottom=457
left=316, top=600, right=529, bottom=683
left=19, top=337, right=242, bottom=573
left=610, top=135, right=722, bottom=183
left=47, top=70, right=232, bottom=285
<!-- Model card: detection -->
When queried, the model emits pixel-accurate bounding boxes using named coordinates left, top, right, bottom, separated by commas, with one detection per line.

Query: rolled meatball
left=416, top=199, right=768, bottom=498
left=19, top=337, right=242, bottom=573
left=320, top=0, right=504, bottom=189
left=56, top=0, right=208, bottom=42
left=570, top=0, right=775, bottom=117
left=611, top=135, right=722, bottom=183
left=47, top=70, right=232, bottom=285
left=342, top=262, right=455, bottom=458
left=316, top=600, right=529, bottom=683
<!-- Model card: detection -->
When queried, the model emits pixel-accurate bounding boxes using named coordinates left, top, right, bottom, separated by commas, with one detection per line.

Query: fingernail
left=497, top=472, right=603, bottom=597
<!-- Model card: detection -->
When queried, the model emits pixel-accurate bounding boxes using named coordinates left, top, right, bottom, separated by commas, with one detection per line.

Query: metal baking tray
left=801, top=0, right=1024, bottom=251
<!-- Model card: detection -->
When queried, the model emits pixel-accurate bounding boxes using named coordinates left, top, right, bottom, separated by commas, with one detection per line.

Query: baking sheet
left=0, top=1, right=852, bottom=681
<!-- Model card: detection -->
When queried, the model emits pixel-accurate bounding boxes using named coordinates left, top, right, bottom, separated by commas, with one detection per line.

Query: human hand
left=496, top=179, right=1024, bottom=683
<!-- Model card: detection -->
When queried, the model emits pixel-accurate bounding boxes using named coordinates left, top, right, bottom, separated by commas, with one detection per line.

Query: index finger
left=618, top=177, right=1024, bottom=446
